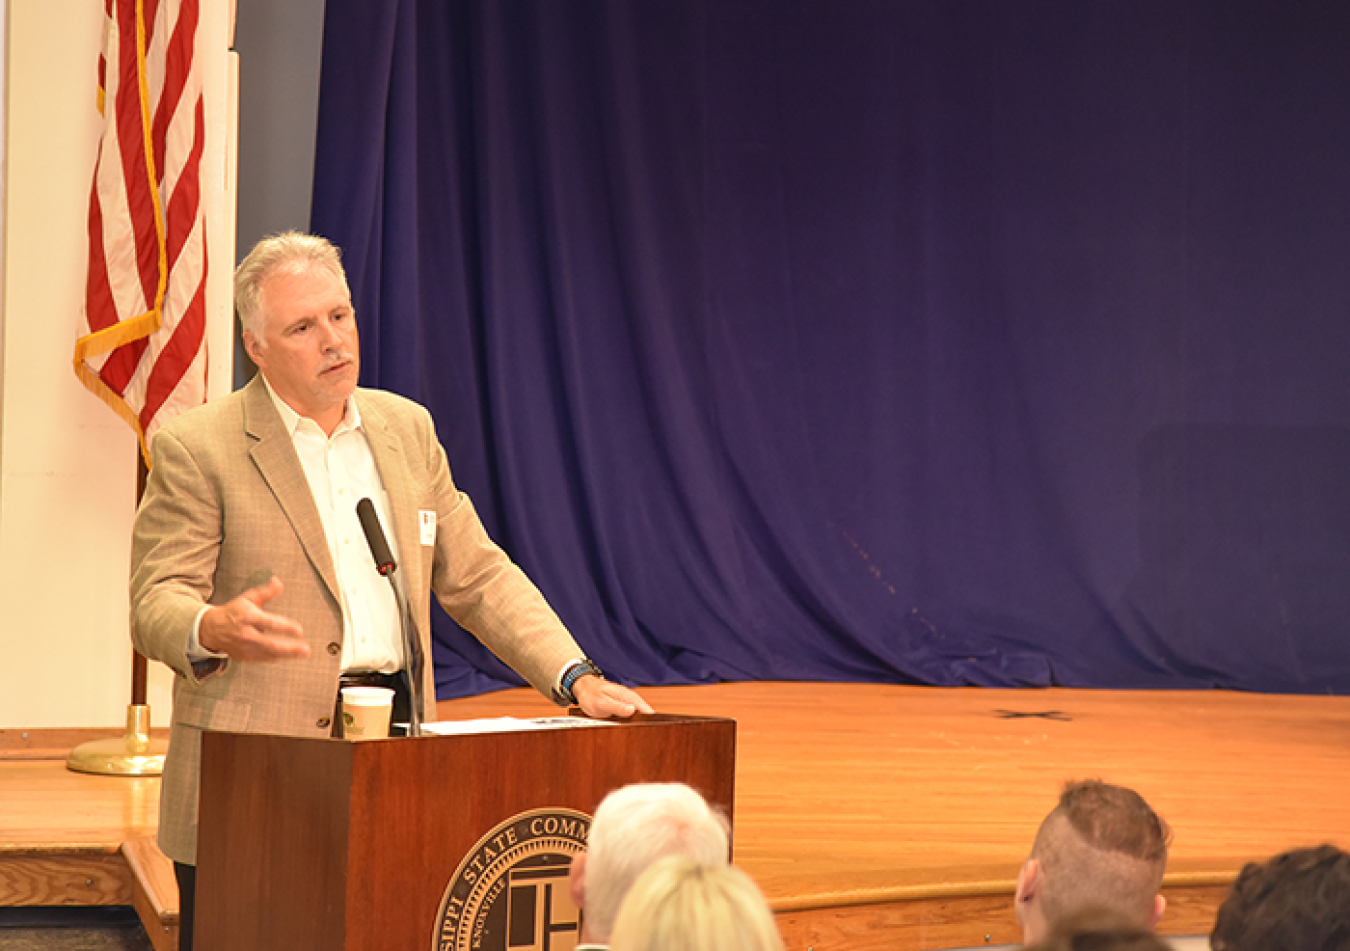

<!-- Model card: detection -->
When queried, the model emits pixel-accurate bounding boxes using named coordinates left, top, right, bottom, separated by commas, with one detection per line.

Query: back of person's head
left=1027, top=907, right=1175, bottom=951
left=1210, top=844, right=1350, bottom=951
left=234, top=231, right=347, bottom=338
left=609, top=856, right=782, bottom=951
left=1016, top=780, right=1171, bottom=944
left=578, top=783, right=730, bottom=944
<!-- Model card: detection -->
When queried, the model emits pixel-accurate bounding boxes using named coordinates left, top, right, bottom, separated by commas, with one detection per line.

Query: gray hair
left=584, top=784, right=731, bottom=943
left=234, top=231, right=347, bottom=337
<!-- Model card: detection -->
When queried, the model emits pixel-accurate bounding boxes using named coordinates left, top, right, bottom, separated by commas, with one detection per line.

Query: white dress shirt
left=265, top=381, right=404, bottom=673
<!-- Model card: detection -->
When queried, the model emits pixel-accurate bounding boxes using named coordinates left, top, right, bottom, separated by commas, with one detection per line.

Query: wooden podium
left=195, top=713, right=735, bottom=951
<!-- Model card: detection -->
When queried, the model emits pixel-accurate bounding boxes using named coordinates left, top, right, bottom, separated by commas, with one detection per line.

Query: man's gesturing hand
left=198, top=576, right=310, bottom=662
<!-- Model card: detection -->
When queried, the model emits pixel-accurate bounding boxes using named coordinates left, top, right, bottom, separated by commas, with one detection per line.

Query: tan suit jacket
left=131, top=376, right=582, bottom=863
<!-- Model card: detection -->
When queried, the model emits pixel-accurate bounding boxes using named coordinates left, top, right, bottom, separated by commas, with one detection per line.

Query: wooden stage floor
left=4, top=683, right=1349, bottom=950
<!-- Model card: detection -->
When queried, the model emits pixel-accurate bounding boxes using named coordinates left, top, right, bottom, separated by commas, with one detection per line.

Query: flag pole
left=67, top=455, right=169, bottom=777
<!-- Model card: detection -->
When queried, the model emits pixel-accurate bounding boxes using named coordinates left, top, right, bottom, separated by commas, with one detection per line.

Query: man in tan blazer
left=131, top=232, right=650, bottom=948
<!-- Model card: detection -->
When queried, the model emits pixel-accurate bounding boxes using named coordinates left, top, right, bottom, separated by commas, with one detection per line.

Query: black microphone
left=355, top=497, right=424, bottom=737
left=356, top=498, right=396, bottom=576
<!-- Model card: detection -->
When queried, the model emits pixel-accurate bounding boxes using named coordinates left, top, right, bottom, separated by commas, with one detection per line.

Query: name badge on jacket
left=419, top=510, right=437, bottom=546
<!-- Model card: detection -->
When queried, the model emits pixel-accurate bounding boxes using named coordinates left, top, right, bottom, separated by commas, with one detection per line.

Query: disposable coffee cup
left=341, top=686, right=394, bottom=740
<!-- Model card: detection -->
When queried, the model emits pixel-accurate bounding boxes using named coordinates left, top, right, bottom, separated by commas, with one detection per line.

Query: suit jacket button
left=317, top=717, right=331, bottom=729
left=327, top=642, right=340, bottom=655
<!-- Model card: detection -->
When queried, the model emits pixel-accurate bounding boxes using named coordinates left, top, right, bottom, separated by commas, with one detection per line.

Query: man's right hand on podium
left=573, top=674, right=654, bottom=719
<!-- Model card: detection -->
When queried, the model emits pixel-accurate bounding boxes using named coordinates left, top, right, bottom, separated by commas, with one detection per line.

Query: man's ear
left=1015, top=858, right=1041, bottom=905
left=1015, top=858, right=1046, bottom=943
left=242, top=329, right=264, bottom=367
left=1150, top=893, right=1166, bottom=927
left=568, top=851, right=587, bottom=911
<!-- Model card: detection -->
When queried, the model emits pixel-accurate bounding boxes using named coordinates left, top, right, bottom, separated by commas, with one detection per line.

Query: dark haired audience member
left=1026, top=907, right=1174, bottom=951
left=1210, top=844, right=1350, bottom=951
left=1015, top=780, right=1171, bottom=945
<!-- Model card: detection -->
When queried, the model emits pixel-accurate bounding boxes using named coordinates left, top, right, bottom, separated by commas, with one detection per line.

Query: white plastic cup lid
left=341, top=686, right=395, bottom=706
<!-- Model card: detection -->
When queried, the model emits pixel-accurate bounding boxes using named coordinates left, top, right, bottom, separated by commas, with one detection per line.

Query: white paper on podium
left=421, top=716, right=620, bottom=736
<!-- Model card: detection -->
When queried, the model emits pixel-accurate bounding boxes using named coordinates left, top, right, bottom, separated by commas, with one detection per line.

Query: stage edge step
left=120, top=837, right=179, bottom=951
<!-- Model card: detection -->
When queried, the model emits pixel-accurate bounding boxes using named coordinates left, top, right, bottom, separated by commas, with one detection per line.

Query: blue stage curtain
left=311, top=1, right=1350, bottom=697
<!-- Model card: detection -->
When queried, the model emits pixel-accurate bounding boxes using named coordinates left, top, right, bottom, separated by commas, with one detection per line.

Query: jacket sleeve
left=130, top=426, right=230, bottom=684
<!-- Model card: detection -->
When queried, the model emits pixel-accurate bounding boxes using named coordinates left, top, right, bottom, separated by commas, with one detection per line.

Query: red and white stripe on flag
left=74, top=0, right=208, bottom=465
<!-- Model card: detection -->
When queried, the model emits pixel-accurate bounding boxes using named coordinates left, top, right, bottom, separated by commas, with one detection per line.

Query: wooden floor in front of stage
left=4, top=683, right=1349, bottom=950
left=437, top=683, right=1350, bottom=948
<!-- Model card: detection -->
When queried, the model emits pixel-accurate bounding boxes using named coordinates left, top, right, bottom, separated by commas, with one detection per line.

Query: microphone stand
left=356, top=497, right=425, bottom=737
left=388, top=572, right=424, bottom=738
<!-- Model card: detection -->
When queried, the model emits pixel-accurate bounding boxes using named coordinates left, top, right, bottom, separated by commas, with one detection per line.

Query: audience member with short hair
left=1015, top=780, right=1171, bottom=945
left=570, top=783, right=731, bottom=949
left=1210, top=844, right=1350, bottom=951
left=609, top=856, right=783, bottom=951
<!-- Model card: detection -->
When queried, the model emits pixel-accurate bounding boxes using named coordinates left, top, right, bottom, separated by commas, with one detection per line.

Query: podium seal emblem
left=434, top=808, right=591, bottom=951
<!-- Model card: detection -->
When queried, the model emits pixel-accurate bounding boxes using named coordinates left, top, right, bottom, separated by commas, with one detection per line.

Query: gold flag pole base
left=66, top=703, right=168, bottom=777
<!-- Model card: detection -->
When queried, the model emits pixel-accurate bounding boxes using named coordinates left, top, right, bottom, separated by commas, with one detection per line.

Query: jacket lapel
left=242, top=376, right=341, bottom=606
left=359, top=391, right=433, bottom=709
left=356, top=392, right=425, bottom=607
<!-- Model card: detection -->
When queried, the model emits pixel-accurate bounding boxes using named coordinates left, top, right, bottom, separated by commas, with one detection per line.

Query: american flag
left=74, top=0, right=208, bottom=464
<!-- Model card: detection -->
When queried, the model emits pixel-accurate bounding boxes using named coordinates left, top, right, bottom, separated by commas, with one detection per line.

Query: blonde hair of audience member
left=1015, top=780, right=1171, bottom=945
left=570, top=783, right=730, bottom=945
left=1026, top=907, right=1176, bottom=951
left=609, top=856, right=783, bottom=951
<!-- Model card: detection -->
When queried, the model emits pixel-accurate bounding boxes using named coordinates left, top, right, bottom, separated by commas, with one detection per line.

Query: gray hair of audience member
left=1210, top=844, right=1350, bottom=951
left=1022, top=780, right=1171, bottom=935
left=582, top=783, right=731, bottom=943
left=609, top=856, right=783, bottom=951
left=234, top=231, right=348, bottom=339
left=1028, top=907, right=1176, bottom=951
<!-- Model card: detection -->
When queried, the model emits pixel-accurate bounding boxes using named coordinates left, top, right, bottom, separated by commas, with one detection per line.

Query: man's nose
left=316, top=319, right=340, bottom=349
